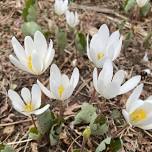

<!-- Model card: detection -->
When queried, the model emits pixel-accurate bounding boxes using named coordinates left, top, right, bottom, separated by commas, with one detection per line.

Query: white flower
left=136, top=0, right=149, bottom=7
left=8, top=84, right=50, bottom=116
left=122, top=84, right=152, bottom=130
left=87, top=24, right=123, bottom=68
left=93, top=59, right=141, bottom=99
left=54, top=0, right=68, bottom=15
left=37, top=64, right=79, bottom=101
left=65, top=10, right=79, bottom=28
left=9, top=31, right=55, bottom=75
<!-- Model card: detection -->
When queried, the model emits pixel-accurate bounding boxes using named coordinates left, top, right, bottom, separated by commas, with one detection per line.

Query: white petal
left=136, top=0, right=149, bottom=7
left=93, top=68, right=98, bottom=91
left=32, top=52, right=43, bottom=75
left=98, top=59, right=113, bottom=86
left=101, top=82, right=120, bottom=99
left=90, top=24, right=109, bottom=56
left=112, top=70, right=125, bottom=86
left=62, top=74, right=70, bottom=89
left=119, top=75, right=141, bottom=95
left=126, top=84, right=143, bottom=111
left=33, top=104, right=50, bottom=115
left=62, top=85, right=74, bottom=100
left=50, top=64, right=61, bottom=87
left=11, top=37, right=26, bottom=64
left=34, top=31, right=47, bottom=57
left=9, top=55, right=31, bottom=73
left=127, top=99, right=144, bottom=114
left=112, top=36, right=123, bottom=60
left=37, top=80, right=53, bottom=99
left=140, top=123, right=152, bottom=130
left=70, top=67, right=79, bottom=89
left=87, top=35, right=92, bottom=61
left=122, top=109, right=130, bottom=124
left=24, top=36, right=35, bottom=56
left=32, top=84, right=41, bottom=109
left=21, top=87, right=31, bottom=103
left=44, top=40, right=55, bottom=70
left=8, top=90, right=25, bottom=113
left=98, top=24, right=110, bottom=38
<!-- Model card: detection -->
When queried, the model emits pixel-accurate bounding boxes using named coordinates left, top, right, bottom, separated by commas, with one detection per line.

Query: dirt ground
left=0, top=0, right=152, bottom=151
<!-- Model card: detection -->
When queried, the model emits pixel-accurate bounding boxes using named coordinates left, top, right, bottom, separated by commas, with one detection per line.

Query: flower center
left=27, top=55, right=32, bottom=70
left=58, top=85, right=64, bottom=97
left=97, top=52, right=104, bottom=60
left=130, top=108, right=147, bottom=123
left=24, top=102, right=34, bottom=112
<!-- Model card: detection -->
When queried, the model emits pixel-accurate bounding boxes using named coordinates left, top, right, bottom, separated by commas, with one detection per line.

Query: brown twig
left=0, top=118, right=36, bottom=127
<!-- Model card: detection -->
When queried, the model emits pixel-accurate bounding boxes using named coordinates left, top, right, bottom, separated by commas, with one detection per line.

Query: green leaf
left=95, top=137, right=111, bottom=152
left=0, top=144, right=15, bottom=152
left=96, top=137, right=122, bottom=152
left=124, top=31, right=134, bottom=49
left=49, top=117, right=63, bottom=146
left=109, top=138, right=122, bottom=152
left=21, top=21, right=41, bottom=36
left=28, top=127, right=42, bottom=140
left=56, top=28, right=67, bottom=52
left=124, top=0, right=136, bottom=13
left=26, top=5, right=37, bottom=22
left=73, top=103, right=97, bottom=125
left=75, top=32, right=87, bottom=54
left=37, top=110, right=55, bottom=135
left=140, top=2, right=151, bottom=16
left=22, top=0, right=37, bottom=21
left=89, top=114, right=108, bottom=136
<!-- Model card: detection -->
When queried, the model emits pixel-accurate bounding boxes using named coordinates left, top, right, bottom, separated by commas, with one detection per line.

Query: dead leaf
left=64, top=103, right=81, bottom=116
left=3, top=125, right=15, bottom=135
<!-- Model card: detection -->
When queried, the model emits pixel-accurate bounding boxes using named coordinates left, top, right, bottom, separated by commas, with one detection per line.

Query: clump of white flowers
left=136, top=0, right=149, bottom=7
left=93, top=59, right=141, bottom=99
left=87, top=24, right=123, bottom=68
left=37, top=64, right=79, bottom=101
left=65, top=10, right=79, bottom=28
left=10, top=31, right=55, bottom=75
left=8, top=84, right=50, bottom=116
left=54, top=0, right=68, bottom=15
left=122, top=84, right=152, bottom=130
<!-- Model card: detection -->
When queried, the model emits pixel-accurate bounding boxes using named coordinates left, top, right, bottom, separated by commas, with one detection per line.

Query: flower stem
left=80, top=137, right=86, bottom=152
left=59, top=100, right=64, bottom=118
left=90, top=87, right=96, bottom=103
left=31, top=114, right=37, bottom=129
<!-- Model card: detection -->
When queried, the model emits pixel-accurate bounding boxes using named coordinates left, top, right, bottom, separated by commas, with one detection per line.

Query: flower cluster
left=7, top=0, right=152, bottom=135
left=54, top=0, right=79, bottom=28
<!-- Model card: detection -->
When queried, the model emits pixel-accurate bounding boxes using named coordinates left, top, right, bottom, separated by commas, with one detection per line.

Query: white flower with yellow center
left=37, top=64, right=79, bottom=101
left=136, top=0, right=149, bottom=7
left=9, top=31, right=55, bottom=75
left=122, top=84, right=152, bottom=130
left=8, top=84, right=50, bottom=116
left=93, top=59, right=141, bottom=99
left=87, top=24, right=123, bottom=68
left=65, top=10, right=79, bottom=28
left=54, top=0, right=68, bottom=15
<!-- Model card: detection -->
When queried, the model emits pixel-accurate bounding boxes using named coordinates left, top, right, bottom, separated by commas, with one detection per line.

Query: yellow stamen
left=27, top=55, right=32, bottom=70
left=58, top=85, right=64, bottom=97
left=97, top=52, right=104, bottom=60
left=24, top=103, right=34, bottom=112
left=130, top=108, right=147, bottom=123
